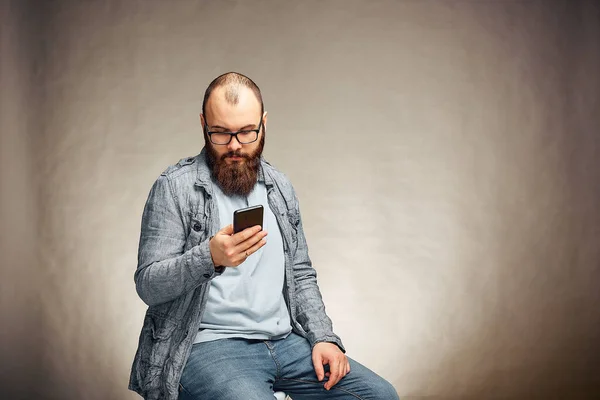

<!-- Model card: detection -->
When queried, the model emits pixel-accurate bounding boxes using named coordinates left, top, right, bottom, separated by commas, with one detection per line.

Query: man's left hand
left=312, top=342, right=350, bottom=390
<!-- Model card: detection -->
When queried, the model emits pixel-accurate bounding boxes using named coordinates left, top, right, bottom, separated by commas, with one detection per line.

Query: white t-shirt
left=194, top=179, right=292, bottom=343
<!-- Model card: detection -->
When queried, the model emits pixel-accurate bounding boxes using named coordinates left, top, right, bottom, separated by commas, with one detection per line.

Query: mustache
left=221, top=151, right=250, bottom=160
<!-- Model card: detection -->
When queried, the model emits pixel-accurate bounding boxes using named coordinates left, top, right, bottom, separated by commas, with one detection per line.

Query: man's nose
left=227, top=135, right=243, bottom=151
left=227, top=135, right=242, bottom=151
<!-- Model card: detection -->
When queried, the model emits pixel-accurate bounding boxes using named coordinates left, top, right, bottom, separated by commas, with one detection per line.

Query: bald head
left=202, top=72, right=264, bottom=117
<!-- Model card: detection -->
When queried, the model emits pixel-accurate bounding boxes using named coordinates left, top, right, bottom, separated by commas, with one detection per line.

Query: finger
left=345, top=360, right=351, bottom=375
left=241, top=235, right=267, bottom=257
left=219, top=224, right=233, bottom=235
left=231, top=242, right=255, bottom=265
left=336, top=359, right=347, bottom=380
left=336, top=359, right=347, bottom=383
left=325, top=360, right=341, bottom=390
left=336, top=359, right=346, bottom=385
left=312, top=354, right=325, bottom=381
left=341, top=361, right=349, bottom=379
left=231, top=225, right=263, bottom=245
left=234, top=230, right=267, bottom=254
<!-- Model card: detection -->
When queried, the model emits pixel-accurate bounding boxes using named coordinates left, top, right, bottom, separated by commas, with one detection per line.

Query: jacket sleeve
left=290, top=189, right=346, bottom=353
left=134, top=174, right=221, bottom=306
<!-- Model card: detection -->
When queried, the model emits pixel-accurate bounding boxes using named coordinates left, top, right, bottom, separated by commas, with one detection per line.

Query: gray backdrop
left=1, top=0, right=599, bottom=399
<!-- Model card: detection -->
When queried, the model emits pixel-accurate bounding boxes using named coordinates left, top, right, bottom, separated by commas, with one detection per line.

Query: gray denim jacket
left=128, top=148, right=344, bottom=400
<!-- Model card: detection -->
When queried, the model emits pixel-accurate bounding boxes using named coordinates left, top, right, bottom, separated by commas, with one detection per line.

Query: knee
left=373, top=377, right=400, bottom=400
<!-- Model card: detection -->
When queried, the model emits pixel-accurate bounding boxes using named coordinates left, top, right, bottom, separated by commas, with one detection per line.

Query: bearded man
left=128, top=72, right=400, bottom=400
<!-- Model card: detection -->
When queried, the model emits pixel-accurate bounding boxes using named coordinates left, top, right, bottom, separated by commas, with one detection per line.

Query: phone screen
left=233, top=205, right=264, bottom=234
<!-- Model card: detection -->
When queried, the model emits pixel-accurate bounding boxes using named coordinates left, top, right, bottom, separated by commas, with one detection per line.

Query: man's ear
left=200, top=113, right=207, bottom=135
left=262, top=111, right=268, bottom=129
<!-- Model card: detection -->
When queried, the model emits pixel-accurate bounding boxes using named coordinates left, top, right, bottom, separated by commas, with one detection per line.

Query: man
left=128, top=72, right=400, bottom=400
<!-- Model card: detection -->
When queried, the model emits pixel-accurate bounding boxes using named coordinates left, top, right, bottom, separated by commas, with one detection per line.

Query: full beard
left=205, top=131, right=265, bottom=197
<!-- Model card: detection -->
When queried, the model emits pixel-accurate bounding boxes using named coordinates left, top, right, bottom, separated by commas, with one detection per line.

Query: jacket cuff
left=189, top=239, right=225, bottom=281
left=309, top=334, right=346, bottom=354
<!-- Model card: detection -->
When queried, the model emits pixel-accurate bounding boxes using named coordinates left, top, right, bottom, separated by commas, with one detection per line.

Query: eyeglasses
left=205, top=117, right=263, bottom=145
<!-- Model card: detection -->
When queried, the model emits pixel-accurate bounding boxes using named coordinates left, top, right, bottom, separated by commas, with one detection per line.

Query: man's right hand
left=209, top=224, right=267, bottom=268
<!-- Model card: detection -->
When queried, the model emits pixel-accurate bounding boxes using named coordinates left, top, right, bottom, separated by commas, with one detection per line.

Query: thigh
left=272, top=333, right=399, bottom=400
left=178, top=338, right=278, bottom=400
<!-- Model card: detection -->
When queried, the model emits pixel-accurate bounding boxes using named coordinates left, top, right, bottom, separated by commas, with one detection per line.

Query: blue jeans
left=178, top=332, right=400, bottom=400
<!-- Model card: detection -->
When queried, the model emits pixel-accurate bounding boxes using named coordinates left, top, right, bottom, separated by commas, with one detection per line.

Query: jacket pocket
left=184, top=214, right=207, bottom=251
left=140, top=313, right=178, bottom=363
left=137, top=313, right=178, bottom=390
left=287, top=209, right=300, bottom=248
left=136, top=313, right=179, bottom=391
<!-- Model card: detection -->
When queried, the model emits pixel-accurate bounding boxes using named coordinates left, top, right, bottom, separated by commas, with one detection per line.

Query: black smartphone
left=233, top=205, right=264, bottom=234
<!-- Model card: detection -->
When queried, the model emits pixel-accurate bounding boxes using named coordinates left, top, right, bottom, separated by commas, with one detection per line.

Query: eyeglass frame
left=204, top=116, right=264, bottom=145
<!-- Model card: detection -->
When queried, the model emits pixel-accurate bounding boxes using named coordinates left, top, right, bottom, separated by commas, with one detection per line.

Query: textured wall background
left=1, top=1, right=43, bottom=399
left=1, top=0, right=599, bottom=399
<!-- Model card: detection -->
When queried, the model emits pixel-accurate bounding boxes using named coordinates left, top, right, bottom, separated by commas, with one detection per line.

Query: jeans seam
left=179, top=382, right=193, bottom=397
left=264, top=341, right=283, bottom=379
left=278, top=377, right=365, bottom=400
